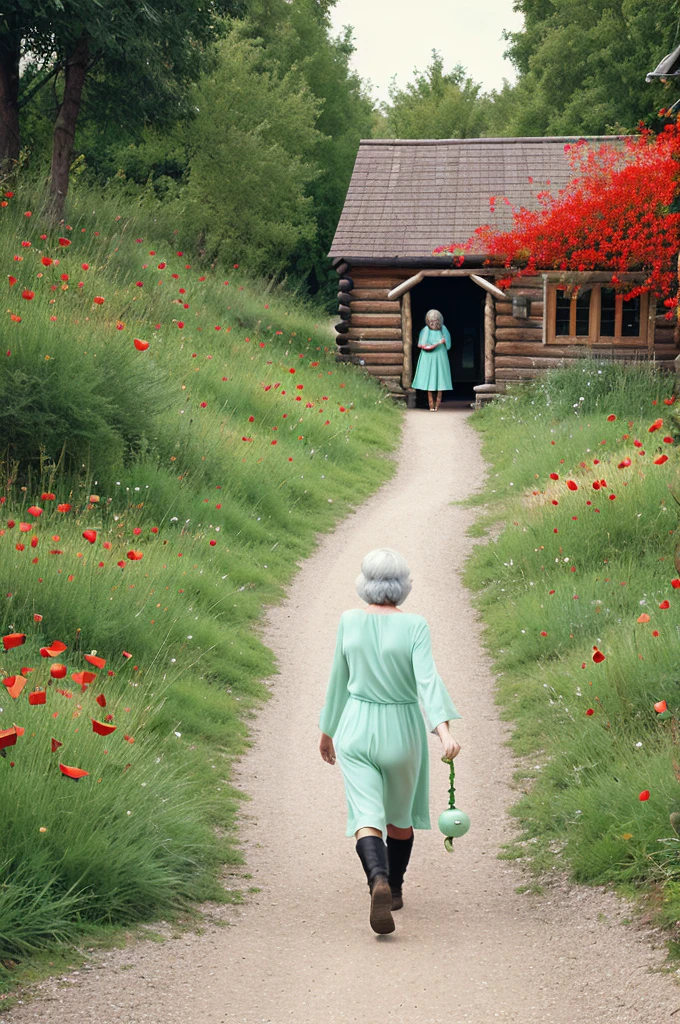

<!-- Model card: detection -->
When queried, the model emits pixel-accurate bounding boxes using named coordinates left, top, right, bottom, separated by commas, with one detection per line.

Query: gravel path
left=8, top=406, right=680, bottom=1023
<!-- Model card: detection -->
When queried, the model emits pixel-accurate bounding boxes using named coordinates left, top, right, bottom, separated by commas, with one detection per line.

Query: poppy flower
left=2, top=632, right=26, bottom=650
left=607, top=414, right=616, bottom=421
left=3, top=675, right=27, bottom=699
left=95, top=693, right=106, bottom=708
left=637, top=613, right=651, bottom=623
left=133, top=338, right=149, bottom=351
left=50, top=663, right=67, bottom=679
left=57, top=503, right=71, bottom=513
left=639, top=790, right=650, bottom=801
left=34, top=613, right=43, bottom=622
left=618, top=458, right=631, bottom=469
left=82, top=530, right=97, bottom=544
left=71, top=671, right=96, bottom=689
left=51, top=737, right=62, bottom=752
left=58, top=237, right=70, bottom=247
left=0, top=727, right=18, bottom=750
left=654, top=700, right=667, bottom=713
left=592, top=648, right=606, bottom=663
left=59, top=763, right=88, bottom=780
left=92, top=718, right=116, bottom=736
left=40, top=640, right=67, bottom=658
left=671, top=579, right=680, bottom=589
left=41, top=256, right=53, bottom=266
left=84, top=654, right=106, bottom=669
left=93, top=296, right=105, bottom=305
left=659, top=600, right=670, bottom=609
left=649, top=419, right=663, bottom=433
left=126, top=550, right=143, bottom=561
left=586, top=708, right=595, bottom=716
left=654, top=455, right=669, bottom=465
left=8, top=275, right=16, bottom=286
left=21, top=289, right=34, bottom=300
left=209, top=539, right=217, bottom=546
left=122, top=651, right=132, bottom=659
left=28, top=687, right=46, bottom=705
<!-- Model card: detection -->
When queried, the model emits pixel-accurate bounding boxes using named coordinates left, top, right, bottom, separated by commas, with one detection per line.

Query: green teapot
left=438, top=756, right=470, bottom=853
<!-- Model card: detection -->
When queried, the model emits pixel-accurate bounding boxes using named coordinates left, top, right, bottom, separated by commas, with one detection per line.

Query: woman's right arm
left=319, top=614, right=350, bottom=741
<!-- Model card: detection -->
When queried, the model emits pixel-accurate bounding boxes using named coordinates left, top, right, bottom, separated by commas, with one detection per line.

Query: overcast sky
left=329, top=0, right=524, bottom=105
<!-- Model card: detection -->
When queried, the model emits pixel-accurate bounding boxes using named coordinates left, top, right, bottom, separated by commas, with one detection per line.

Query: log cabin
left=328, top=137, right=678, bottom=407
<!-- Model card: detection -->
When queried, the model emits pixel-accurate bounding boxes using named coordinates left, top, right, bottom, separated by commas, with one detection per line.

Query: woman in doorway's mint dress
left=319, top=609, right=460, bottom=838
left=411, top=308, right=453, bottom=410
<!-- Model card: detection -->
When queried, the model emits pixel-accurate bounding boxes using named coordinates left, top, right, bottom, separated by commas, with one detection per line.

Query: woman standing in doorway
left=318, top=548, right=461, bottom=935
left=411, top=309, right=452, bottom=411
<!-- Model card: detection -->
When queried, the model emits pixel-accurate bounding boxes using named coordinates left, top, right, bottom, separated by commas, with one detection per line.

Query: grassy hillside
left=0, top=187, right=401, bottom=984
left=465, top=362, right=680, bottom=936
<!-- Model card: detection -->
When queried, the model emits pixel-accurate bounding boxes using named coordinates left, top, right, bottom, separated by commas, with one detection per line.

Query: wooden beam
left=350, top=314, right=402, bottom=327
left=387, top=273, right=424, bottom=301
left=349, top=300, right=400, bottom=313
left=470, top=274, right=507, bottom=300
left=402, top=290, right=412, bottom=390
left=484, top=292, right=495, bottom=384
left=386, top=268, right=501, bottom=301
left=346, top=328, right=402, bottom=340
left=340, top=341, right=404, bottom=354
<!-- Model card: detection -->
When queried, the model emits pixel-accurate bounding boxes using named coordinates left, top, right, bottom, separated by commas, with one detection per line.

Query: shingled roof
left=328, top=136, right=629, bottom=262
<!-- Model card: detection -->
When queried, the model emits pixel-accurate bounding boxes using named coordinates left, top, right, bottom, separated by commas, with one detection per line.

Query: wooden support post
left=401, top=291, right=412, bottom=390
left=484, top=292, right=495, bottom=384
left=647, top=296, right=657, bottom=358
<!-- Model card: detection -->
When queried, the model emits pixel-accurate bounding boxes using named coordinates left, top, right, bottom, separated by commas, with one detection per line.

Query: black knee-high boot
left=387, top=834, right=414, bottom=910
left=355, top=836, right=394, bottom=934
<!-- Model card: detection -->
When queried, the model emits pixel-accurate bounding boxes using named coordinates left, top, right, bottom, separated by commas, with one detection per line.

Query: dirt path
left=8, top=407, right=680, bottom=1023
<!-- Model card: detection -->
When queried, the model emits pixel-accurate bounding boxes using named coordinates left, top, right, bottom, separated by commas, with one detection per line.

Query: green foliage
left=465, top=362, right=680, bottom=926
left=375, top=51, right=491, bottom=140
left=501, top=1, right=679, bottom=135
left=0, top=185, right=402, bottom=982
left=186, top=30, right=322, bottom=276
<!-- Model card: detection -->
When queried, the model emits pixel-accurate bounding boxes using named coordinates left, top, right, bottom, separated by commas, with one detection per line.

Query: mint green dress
left=411, top=325, right=453, bottom=392
left=319, top=609, right=461, bottom=838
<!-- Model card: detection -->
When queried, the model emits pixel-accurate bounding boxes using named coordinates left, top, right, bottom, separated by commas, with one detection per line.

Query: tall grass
left=465, top=361, right=680, bottom=930
left=0, top=186, right=402, bottom=983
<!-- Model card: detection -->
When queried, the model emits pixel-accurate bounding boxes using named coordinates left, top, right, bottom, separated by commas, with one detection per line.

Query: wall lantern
left=512, top=294, right=531, bottom=319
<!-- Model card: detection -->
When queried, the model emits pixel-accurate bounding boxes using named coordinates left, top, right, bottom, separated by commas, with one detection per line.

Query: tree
left=186, top=30, right=322, bottom=277
left=502, top=0, right=680, bottom=136
left=0, top=0, right=243, bottom=217
left=375, top=51, right=490, bottom=140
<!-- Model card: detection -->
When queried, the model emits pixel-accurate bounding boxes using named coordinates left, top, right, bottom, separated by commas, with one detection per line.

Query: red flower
left=592, top=648, right=606, bottom=664
left=566, top=480, right=578, bottom=491
left=586, top=708, right=595, bottom=716
left=133, top=338, right=149, bottom=351
left=639, top=790, right=650, bottom=801
left=126, top=550, right=143, bottom=561
left=93, top=296, right=105, bottom=305
left=21, top=289, right=34, bottom=300
left=41, top=256, right=53, bottom=266
left=607, top=414, right=616, bottom=421
left=654, top=454, right=669, bottom=465
left=58, top=237, right=70, bottom=247
left=649, top=418, right=663, bottom=433
left=549, top=472, right=559, bottom=480
left=659, top=600, right=670, bottom=609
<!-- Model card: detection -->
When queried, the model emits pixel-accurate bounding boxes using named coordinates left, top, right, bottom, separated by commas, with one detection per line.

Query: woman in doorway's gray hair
left=318, top=547, right=461, bottom=935
left=411, top=308, right=453, bottom=411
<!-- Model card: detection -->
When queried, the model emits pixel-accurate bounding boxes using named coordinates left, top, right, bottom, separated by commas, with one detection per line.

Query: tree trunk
left=0, top=34, right=21, bottom=171
left=48, top=33, right=89, bottom=221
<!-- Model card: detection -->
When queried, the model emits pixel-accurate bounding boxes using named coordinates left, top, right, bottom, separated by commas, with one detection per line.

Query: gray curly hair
left=355, top=547, right=412, bottom=606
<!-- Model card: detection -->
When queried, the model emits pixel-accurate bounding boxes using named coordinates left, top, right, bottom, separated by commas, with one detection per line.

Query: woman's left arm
left=411, top=618, right=461, bottom=734
left=443, top=326, right=452, bottom=351
left=319, top=614, right=350, bottom=760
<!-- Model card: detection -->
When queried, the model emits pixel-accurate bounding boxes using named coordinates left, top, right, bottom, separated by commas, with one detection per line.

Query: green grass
left=464, top=360, right=680, bottom=932
left=0, top=185, right=402, bottom=987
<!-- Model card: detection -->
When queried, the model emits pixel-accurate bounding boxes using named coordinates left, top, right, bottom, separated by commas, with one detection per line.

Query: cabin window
left=546, top=284, right=648, bottom=345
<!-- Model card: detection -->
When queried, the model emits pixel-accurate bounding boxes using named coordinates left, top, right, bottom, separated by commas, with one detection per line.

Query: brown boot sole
left=369, top=877, right=395, bottom=934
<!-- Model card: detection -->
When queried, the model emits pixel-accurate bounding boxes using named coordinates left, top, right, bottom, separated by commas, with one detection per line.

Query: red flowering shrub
left=435, top=119, right=680, bottom=307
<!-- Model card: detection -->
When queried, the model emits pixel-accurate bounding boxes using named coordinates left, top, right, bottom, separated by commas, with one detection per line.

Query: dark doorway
left=410, top=276, right=485, bottom=405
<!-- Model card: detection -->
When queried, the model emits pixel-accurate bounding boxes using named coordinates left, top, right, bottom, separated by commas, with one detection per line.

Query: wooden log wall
left=334, top=265, right=423, bottom=399
left=334, top=266, right=680, bottom=393
left=493, top=276, right=680, bottom=385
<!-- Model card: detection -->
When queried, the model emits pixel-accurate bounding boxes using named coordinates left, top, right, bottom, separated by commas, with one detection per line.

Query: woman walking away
left=411, top=309, right=453, bottom=411
left=318, top=548, right=461, bottom=935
